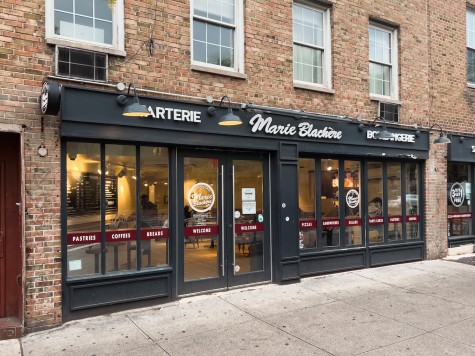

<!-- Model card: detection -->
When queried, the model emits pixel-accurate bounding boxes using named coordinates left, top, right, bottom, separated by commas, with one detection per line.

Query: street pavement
left=2, top=257, right=475, bottom=355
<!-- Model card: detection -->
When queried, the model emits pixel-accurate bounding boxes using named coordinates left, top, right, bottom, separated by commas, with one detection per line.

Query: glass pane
left=58, top=61, right=69, bottom=75
left=368, top=162, right=384, bottom=243
left=184, top=157, right=219, bottom=281
left=234, top=160, right=264, bottom=274
left=468, top=49, right=475, bottom=83
left=55, top=0, right=73, bottom=12
left=76, top=0, right=93, bottom=17
left=105, top=145, right=137, bottom=273
left=55, top=11, right=74, bottom=37
left=207, top=44, right=220, bottom=65
left=194, top=0, right=207, bottom=17
left=207, top=23, right=220, bottom=45
left=70, top=63, right=94, bottom=80
left=193, top=20, right=206, bottom=42
left=70, top=48, right=94, bottom=66
left=95, top=0, right=113, bottom=21
left=221, top=47, right=233, bottom=67
left=321, top=159, right=340, bottom=247
left=66, top=142, right=101, bottom=278
left=221, top=3, right=234, bottom=24
left=406, top=163, right=420, bottom=240
left=221, top=27, right=232, bottom=47
left=387, top=162, right=402, bottom=241
left=193, top=40, right=206, bottom=62
left=75, top=15, right=94, bottom=42
left=447, top=163, right=472, bottom=237
left=344, top=161, right=362, bottom=245
left=298, top=159, right=317, bottom=249
left=95, top=19, right=112, bottom=44
left=139, top=147, right=169, bottom=268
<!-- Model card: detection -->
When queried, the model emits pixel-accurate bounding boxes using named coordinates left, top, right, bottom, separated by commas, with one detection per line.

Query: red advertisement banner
left=368, top=217, right=384, bottom=225
left=299, top=220, right=317, bottom=230
left=322, top=218, right=340, bottom=227
left=106, top=229, right=137, bottom=242
left=388, top=216, right=402, bottom=223
left=185, top=225, right=219, bottom=237
left=235, top=223, right=264, bottom=233
left=345, top=218, right=362, bottom=227
left=67, top=232, right=101, bottom=245
left=447, top=213, right=472, bottom=220
left=406, top=215, right=420, bottom=223
left=140, top=228, right=169, bottom=240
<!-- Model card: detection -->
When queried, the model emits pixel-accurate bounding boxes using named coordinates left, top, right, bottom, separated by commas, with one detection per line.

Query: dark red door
left=0, top=133, right=21, bottom=319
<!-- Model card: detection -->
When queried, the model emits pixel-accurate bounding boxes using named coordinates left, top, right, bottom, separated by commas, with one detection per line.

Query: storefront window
left=139, top=147, right=169, bottom=267
left=66, top=143, right=169, bottom=278
left=387, top=162, right=402, bottom=241
left=344, top=161, right=362, bottom=245
left=298, top=159, right=316, bottom=249
left=406, top=163, right=420, bottom=240
left=447, top=163, right=472, bottom=237
left=368, top=162, right=384, bottom=243
left=66, top=142, right=102, bottom=277
left=321, top=159, right=340, bottom=247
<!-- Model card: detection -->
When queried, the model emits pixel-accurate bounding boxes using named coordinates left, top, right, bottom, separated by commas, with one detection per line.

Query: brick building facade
left=0, top=0, right=473, bottom=338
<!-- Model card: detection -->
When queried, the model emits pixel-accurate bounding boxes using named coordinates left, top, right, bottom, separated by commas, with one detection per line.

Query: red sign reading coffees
left=106, top=229, right=136, bottom=242
left=140, top=228, right=169, bottom=240
left=185, top=225, right=219, bottom=237
left=299, top=220, right=317, bottom=230
left=67, top=232, right=101, bottom=245
left=235, top=223, right=264, bottom=233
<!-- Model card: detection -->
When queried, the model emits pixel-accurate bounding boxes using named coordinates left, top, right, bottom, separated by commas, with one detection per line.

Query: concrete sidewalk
left=2, top=259, right=475, bottom=355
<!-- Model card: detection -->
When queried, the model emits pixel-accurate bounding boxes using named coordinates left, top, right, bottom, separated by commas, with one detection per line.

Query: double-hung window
left=467, top=9, right=475, bottom=85
left=293, top=3, right=332, bottom=91
left=369, top=24, right=398, bottom=100
left=191, top=0, right=245, bottom=77
left=45, top=0, right=125, bottom=56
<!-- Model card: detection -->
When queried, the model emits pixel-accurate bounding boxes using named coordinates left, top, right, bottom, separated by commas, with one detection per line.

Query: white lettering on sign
left=472, top=146, right=475, bottom=153
left=367, top=130, right=415, bottom=143
left=450, top=183, right=465, bottom=208
left=111, top=233, right=131, bottom=239
left=369, top=218, right=384, bottom=224
left=347, top=220, right=359, bottom=225
left=193, top=228, right=211, bottom=234
left=241, top=225, right=257, bottom=231
left=248, top=114, right=342, bottom=141
left=148, top=106, right=202, bottom=123
left=72, top=235, right=97, bottom=242
left=146, top=230, right=164, bottom=237
left=323, top=220, right=340, bottom=226
left=301, top=222, right=313, bottom=227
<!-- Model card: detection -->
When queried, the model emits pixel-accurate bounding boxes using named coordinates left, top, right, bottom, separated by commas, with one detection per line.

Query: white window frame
left=369, top=23, right=399, bottom=102
left=190, top=0, right=246, bottom=79
left=293, top=2, right=333, bottom=93
left=467, top=7, right=475, bottom=87
left=45, top=0, right=125, bottom=57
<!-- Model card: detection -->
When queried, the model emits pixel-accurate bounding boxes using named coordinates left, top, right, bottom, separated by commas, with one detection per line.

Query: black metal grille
left=379, top=102, right=399, bottom=122
left=57, top=47, right=107, bottom=82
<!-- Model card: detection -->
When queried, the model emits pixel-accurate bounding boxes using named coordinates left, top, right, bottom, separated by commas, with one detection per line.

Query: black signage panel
left=448, top=134, right=475, bottom=162
left=61, top=86, right=429, bottom=157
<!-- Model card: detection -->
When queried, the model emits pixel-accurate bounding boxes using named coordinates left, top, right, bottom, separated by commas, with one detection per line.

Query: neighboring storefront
left=58, top=83, right=430, bottom=320
left=447, top=135, right=475, bottom=248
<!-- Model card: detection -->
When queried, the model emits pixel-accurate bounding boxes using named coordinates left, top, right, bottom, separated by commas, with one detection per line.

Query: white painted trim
left=190, top=64, right=247, bottom=79
left=293, top=81, right=335, bottom=94
left=45, top=0, right=125, bottom=54
left=369, top=94, right=402, bottom=105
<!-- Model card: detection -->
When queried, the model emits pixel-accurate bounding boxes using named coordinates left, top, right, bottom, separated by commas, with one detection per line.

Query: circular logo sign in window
left=188, top=182, right=215, bottom=213
left=346, top=189, right=359, bottom=209
left=450, top=183, right=465, bottom=207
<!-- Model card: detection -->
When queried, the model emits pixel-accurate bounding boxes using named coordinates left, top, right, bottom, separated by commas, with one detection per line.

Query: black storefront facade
left=59, top=85, right=430, bottom=321
left=447, top=135, right=475, bottom=248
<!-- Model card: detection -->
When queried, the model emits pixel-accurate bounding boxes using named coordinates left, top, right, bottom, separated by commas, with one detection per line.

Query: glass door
left=178, top=150, right=270, bottom=295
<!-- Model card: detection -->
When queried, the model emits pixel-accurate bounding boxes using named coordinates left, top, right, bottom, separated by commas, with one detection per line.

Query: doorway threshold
left=0, top=317, right=23, bottom=340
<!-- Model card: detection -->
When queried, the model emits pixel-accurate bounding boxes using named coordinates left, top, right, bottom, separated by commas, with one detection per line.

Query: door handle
left=16, top=274, right=21, bottom=285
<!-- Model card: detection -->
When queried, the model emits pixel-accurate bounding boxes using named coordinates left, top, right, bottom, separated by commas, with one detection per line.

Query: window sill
left=468, top=82, right=475, bottom=89
left=46, top=38, right=126, bottom=57
left=369, top=94, right=402, bottom=105
left=293, top=81, right=335, bottom=94
left=191, top=64, right=247, bottom=79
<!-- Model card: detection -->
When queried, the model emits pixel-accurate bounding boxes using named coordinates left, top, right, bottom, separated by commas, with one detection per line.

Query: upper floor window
left=45, top=0, right=125, bottom=56
left=467, top=9, right=475, bottom=85
left=369, top=24, right=398, bottom=100
left=293, top=3, right=332, bottom=90
left=191, top=0, right=245, bottom=77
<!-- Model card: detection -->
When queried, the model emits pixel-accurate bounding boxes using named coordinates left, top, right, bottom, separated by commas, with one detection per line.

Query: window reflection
left=66, top=142, right=102, bottom=277
left=387, top=162, right=402, bottom=241
left=368, top=162, right=384, bottom=243
left=344, top=161, right=361, bottom=245
left=321, top=159, right=340, bottom=247
left=298, top=159, right=316, bottom=249
left=406, top=163, right=420, bottom=240
left=447, top=163, right=472, bottom=237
